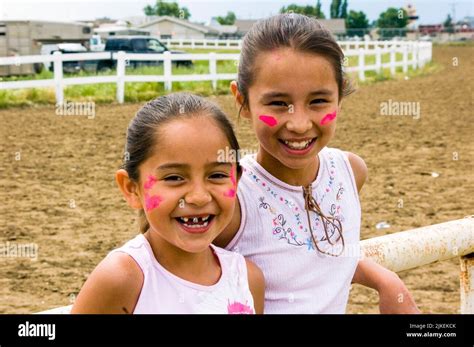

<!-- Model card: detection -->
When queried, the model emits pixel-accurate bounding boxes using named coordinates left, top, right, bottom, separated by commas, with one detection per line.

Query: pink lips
left=259, top=115, right=278, bottom=127
left=320, top=111, right=337, bottom=125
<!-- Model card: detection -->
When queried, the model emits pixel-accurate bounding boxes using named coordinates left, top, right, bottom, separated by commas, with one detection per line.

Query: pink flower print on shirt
left=227, top=300, right=254, bottom=314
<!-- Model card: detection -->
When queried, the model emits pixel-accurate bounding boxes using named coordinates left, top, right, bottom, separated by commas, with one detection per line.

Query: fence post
left=191, top=39, right=195, bottom=49
left=412, top=43, right=418, bottom=69
left=412, top=42, right=423, bottom=69
left=460, top=253, right=474, bottom=313
left=53, top=51, right=64, bottom=105
left=375, top=46, right=382, bottom=74
left=403, top=44, right=408, bottom=74
left=209, top=52, right=217, bottom=91
left=163, top=51, right=172, bottom=91
left=358, top=48, right=365, bottom=81
left=390, top=46, right=396, bottom=76
left=116, top=51, right=126, bottom=104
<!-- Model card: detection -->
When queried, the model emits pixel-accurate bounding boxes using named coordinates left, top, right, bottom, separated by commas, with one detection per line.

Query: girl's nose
left=184, top=183, right=212, bottom=207
left=285, top=111, right=313, bottom=134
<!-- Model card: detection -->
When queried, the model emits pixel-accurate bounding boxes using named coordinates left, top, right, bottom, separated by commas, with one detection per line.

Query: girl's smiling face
left=136, top=116, right=237, bottom=253
left=237, top=48, right=340, bottom=171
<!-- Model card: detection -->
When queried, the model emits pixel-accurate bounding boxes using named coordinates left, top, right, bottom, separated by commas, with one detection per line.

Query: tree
left=376, top=7, right=409, bottom=38
left=330, top=0, right=348, bottom=19
left=315, top=0, right=324, bottom=18
left=346, top=10, right=369, bottom=37
left=444, top=14, right=454, bottom=33
left=144, top=1, right=191, bottom=20
left=279, top=2, right=326, bottom=18
left=340, top=0, right=348, bottom=18
left=216, top=11, right=236, bottom=25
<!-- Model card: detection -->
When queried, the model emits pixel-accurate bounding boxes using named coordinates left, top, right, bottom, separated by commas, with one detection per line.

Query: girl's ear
left=116, top=169, right=143, bottom=209
left=230, top=81, right=251, bottom=119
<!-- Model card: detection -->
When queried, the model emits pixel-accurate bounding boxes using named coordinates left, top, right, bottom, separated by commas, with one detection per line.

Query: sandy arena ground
left=0, top=45, right=472, bottom=313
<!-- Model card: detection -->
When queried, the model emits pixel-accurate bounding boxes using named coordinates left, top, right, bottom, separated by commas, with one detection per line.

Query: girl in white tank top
left=72, top=93, right=264, bottom=314
left=218, top=14, right=419, bottom=314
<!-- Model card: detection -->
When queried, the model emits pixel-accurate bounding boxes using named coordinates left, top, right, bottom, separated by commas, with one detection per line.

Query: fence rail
left=0, top=40, right=432, bottom=104
left=36, top=216, right=473, bottom=314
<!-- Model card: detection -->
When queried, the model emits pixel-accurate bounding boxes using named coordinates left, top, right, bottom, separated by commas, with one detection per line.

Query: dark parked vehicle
left=97, top=36, right=194, bottom=71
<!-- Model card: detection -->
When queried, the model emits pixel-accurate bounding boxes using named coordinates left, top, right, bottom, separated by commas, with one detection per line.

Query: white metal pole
left=361, top=217, right=474, bottom=273
left=460, top=253, right=474, bottom=313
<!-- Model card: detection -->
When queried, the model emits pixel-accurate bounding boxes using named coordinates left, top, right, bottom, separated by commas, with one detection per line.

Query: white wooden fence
left=0, top=40, right=432, bottom=104
left=37, top=216, right=474, bottom=314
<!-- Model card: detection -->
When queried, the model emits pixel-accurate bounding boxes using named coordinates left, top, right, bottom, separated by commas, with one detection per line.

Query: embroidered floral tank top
left=226, top=147, right=361, bottom=313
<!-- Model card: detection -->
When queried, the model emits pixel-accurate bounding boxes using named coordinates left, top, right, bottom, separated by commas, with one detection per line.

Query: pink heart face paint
left=145, top=193, right=163, bottom=211
left=224, top=164, right=237, bottom=198
left=143, top=175, right=157, bottom=190
left=143, top=174, right=163, bottom=211
left=320, top=111, right=337, bottom=126
left=258, top=115, right=278, bottom=127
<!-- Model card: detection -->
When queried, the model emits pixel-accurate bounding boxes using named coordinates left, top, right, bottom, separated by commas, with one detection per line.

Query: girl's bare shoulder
left=344, top=151, right=368, bottom=193
left=71, top=251, right=144, bottom=314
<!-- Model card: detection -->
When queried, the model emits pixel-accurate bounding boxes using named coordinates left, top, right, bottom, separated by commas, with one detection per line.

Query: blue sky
left=0, top=0, right=472, bottom=25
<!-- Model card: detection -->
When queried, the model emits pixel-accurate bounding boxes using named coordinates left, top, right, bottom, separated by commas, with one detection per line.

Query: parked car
left=97, top=36, right=194, bottom=71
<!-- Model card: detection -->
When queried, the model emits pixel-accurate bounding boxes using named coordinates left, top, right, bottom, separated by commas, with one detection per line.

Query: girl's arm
left=71, top=252, right=144, bottom=314
left=346, top=151, right=420, bottom=314
left=246, top=259, right=265, bottom=314
left=352, top=257, right=420, bottom=313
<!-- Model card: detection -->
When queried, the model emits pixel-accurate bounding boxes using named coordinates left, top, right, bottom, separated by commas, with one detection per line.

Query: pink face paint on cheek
left=320, top=111, right=337, bottom=126
left=145, top=193, right=163, bottom=211
left=224, top=164, right=237, bottom=198
left=143, top=175, right=157, bottom=190
left=258, top=115, right=278, bottom=127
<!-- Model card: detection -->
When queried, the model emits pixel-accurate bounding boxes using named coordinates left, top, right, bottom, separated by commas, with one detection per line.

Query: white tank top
left=108, top=234, right=255, bottom=314
left=226, top=147, right=361, bottom=313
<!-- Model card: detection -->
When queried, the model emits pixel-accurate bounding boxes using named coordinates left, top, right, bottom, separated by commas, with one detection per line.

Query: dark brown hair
left=237, top=13, right=354, bottom=111
left=122, top=92, right=241, bottom=233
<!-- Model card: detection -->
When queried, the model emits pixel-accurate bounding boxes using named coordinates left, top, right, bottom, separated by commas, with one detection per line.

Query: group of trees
left=278, top=1, right=410, bottom=37
left=141, top=0, right=453, bottom=39
left=280, top=1, right=325, bottom=18
left=143, top=0, right=237, bottom=25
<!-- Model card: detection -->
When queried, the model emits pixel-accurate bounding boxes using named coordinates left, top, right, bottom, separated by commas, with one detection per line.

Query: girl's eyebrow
left=157, top=163, right=189, bottom=170
left=260, top=92, right=289, bottom=102
left=309, top=89, right=334, bottom=96
left=260, top=89, right=334, bottom=102
left=157, top=162, right=232, bottom=171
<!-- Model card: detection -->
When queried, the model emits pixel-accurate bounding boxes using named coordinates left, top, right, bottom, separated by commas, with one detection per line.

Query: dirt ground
left=0, top=45, right=473, bottom=314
